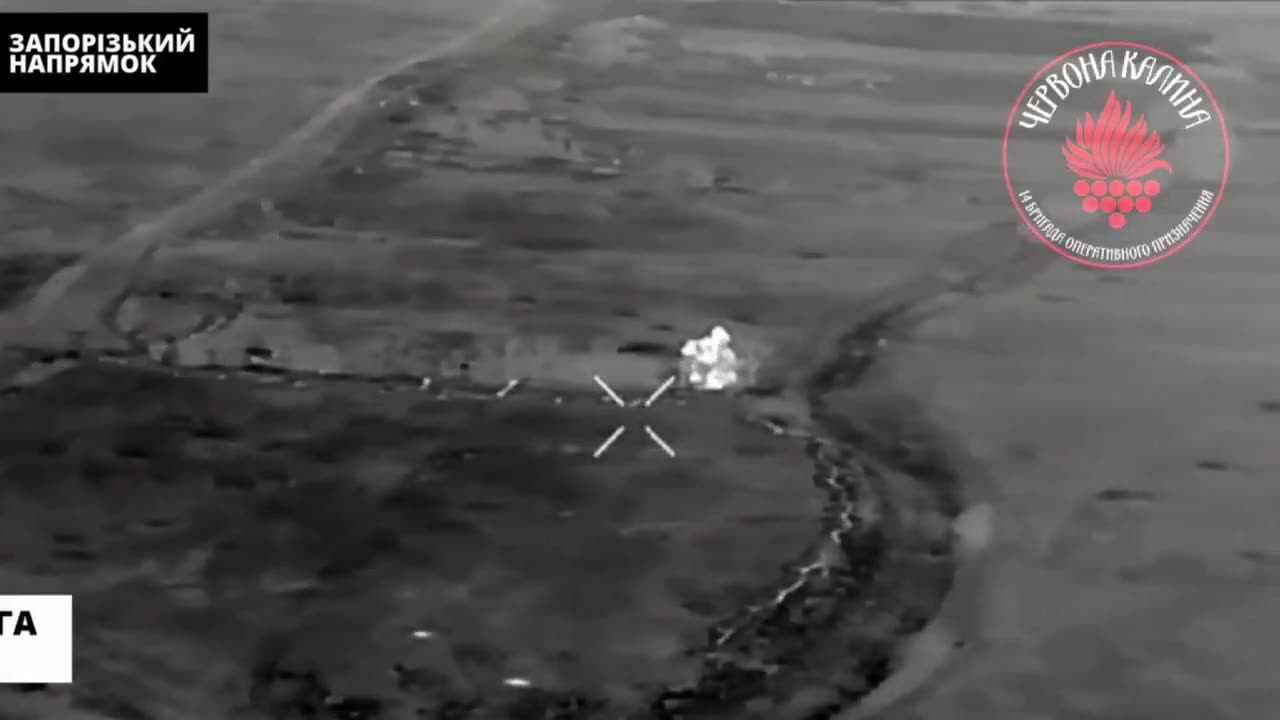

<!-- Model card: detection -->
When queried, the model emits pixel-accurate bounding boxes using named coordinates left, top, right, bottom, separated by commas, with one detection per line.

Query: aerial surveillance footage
left=0, top=0, right=1277, bottom=718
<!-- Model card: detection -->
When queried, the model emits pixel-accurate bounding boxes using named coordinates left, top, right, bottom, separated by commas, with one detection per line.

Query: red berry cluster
left=1074, top=179, right=1160, bottom=229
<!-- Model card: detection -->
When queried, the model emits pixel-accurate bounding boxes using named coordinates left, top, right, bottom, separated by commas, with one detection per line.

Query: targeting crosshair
left=590, top=374, right=677, bottom=458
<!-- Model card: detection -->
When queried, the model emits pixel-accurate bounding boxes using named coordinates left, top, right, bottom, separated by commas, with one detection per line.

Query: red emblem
left=1063, top=90, right=1172, bottom=229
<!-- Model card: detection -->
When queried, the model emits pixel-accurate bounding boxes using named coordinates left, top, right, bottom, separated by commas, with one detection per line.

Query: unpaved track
left=0, top=0, right=574, bottom=348
left=0, top=0, right=1080, bottom=715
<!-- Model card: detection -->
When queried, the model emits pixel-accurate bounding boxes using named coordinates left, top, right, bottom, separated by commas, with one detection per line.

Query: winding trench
left=0, top=211, right=1051, bottom=720
left=0, top=225, right=1037, bottom=719
left=223, top=296, right=975, bottom=718
left=645, top=302, right=965, bottom=720
left=0, top=3, right=1082, bottom=714
left=0, top=14, right=1068, bottom=708
left=228, top=223, right=1050, bottom=719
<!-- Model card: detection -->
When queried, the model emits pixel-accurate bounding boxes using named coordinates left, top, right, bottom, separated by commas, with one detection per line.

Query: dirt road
left=2, top=1, right=1278, bottom=719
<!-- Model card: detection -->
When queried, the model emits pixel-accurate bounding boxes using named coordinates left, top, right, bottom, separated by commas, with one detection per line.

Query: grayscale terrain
left=1, top=1, right=1278, bottom=719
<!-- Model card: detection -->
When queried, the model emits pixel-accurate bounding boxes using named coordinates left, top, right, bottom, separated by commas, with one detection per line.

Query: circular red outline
left=1003, top=41, right=1231, bottom=269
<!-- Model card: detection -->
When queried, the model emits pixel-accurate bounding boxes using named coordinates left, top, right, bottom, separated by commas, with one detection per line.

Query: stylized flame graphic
left=1062, top=90, right=1173, bottom=180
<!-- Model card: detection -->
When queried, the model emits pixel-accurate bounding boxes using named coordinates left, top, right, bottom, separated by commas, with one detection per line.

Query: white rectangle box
left=0, top=595, right=72, bottom=683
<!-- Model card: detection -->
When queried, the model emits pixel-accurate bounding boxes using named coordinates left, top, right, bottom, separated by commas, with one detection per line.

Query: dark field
left=1, top=1, right=1279, bottom=719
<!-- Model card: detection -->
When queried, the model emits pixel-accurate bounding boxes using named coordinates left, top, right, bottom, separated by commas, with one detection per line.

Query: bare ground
left=0, top=0, right=511, bottom=312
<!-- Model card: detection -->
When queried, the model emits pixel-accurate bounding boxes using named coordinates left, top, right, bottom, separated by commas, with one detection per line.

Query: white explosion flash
left=680, top=325, right=741, bottom=390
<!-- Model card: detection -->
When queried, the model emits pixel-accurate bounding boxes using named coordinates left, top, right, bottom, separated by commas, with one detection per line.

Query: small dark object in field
left=1195, top=459, right=1231, bottom=471
left=616, top=341, right=670, bottom=356
left=1094, top=488, right=1159, bottom=502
